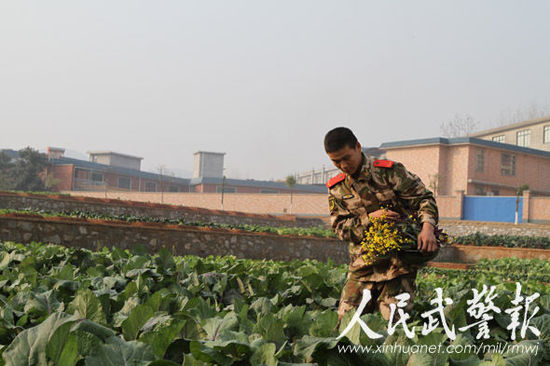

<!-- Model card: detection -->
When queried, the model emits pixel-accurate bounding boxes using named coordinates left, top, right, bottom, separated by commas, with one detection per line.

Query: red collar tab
left=373, top=159, right=394, bottom=168
left=326, top=172, right=346, bottom=188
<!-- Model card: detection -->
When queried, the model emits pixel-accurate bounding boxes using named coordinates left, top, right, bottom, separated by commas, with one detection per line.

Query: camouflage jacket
left=327, top=153, right=439, bottom=281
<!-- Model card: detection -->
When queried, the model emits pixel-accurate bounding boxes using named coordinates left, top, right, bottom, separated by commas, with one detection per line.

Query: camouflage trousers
left=336, top=270, right=417, bottom=328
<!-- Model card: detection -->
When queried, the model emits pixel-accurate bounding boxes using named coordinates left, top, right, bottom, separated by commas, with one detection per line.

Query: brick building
left=381, top=137, right=550, bottom=196
left=36, top=148, right=325, bottom=194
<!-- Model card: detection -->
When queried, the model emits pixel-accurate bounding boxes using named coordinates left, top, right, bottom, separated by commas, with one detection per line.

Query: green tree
left=285, top=175, right=296, bottom=214
left=0, top=151, right=16, bottom=190
left=10, top=147, right=48, bottom=191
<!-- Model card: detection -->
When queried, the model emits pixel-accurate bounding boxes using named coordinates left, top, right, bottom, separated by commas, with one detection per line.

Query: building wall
left=51, top=165, right=74, bottom=191
left=90, top=154, right=141, bottom=170
left=90, top=155, right=111, bottom=166
left=384, top=144, right=470, bottom=196
left=70, top=167, right=188, bottom=193
left=109, top=155, right=141, bottom=170
left=193, top=152, right=224, bottom=178
left=473, top=119, right=550, bottom=152
left=467, top=145, right=550, bottom=195
left=384, top=145, right=441, bottom=194
left=386, top=143, right=550, bottom=196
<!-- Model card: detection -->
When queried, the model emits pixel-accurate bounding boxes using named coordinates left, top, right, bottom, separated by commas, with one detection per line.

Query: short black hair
left=324, top=127, right=358, bottom=153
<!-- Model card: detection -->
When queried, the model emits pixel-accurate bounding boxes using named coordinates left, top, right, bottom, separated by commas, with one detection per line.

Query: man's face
left=327, top=142, right=363, bottom=176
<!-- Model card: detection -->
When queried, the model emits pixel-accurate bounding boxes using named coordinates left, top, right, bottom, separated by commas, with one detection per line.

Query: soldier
left=324, top=127, right=440, bottom=329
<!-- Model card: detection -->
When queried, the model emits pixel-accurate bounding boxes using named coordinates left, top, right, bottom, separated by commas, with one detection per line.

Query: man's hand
left=417, top=222, right=438, bottom=255
left=368, top=209, right=400, bottom=221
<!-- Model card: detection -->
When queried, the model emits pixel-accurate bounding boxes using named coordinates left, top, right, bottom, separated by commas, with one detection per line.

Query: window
left=474, top=186, right=484, bottom=195
left=91, top=172, right=103, bottom=183
left=500, top=153, right=516, bottom=176
left=492, top=135, right=505, bottom=143
left=144, top=182, right=157, bottom=192
left=544, top=125, right=550, bottom=144
left=118, top=176, right=131, bottom=189
left=75, top=168, right=89, bottom=179
left=168, top=185, right=179, bottom=192
left=475, top=149, right=484, bottom=172
left=516, top=129, right=530, bottom=147
left=216, top=186, right=236, bottom=193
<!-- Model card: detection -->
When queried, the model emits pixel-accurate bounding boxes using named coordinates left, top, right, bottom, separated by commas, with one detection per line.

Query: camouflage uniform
left=327, top=153, right=439, bottom=325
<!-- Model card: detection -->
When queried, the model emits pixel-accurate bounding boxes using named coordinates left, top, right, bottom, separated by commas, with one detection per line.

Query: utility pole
left=221, top=175, right=226, bottom=210
left=157, top=165, right=166, bottom=204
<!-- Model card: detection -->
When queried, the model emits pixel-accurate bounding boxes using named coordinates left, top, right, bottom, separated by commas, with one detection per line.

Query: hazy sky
left=1, top=1, right=549, bottom=180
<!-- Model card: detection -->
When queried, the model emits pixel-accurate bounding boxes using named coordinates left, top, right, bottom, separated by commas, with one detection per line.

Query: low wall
left=64, top=190, right=550, bottom=223
left=436, top=196, right=461, bottom=220
left=1, top=215, right=548, bottom=266
left=530, top=196, right=550, bottom=223
left=0, top=214, right=348, bottom=264
left=440, top=220, right=550, bottom=237
left=436, top=244, right=550, bottom=263
left=64, top=191, right=330, bottom=216
left=0, top=191, right=323, bottom=228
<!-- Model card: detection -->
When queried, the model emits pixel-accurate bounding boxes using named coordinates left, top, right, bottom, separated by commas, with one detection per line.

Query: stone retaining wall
left=0, top=215, right=348, bottom=264
left=440, top=220, right=550, bottom=237
left=0, top=191, right=323, bottom=228
left=1, top=215, right=548, bottom=265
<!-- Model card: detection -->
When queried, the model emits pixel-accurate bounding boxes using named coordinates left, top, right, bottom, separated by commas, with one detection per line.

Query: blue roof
left=380, top=137, right=550, bottom=158
left=52, top=157, right=191, bottom=184
left=190, top=177, right=327, bottom=193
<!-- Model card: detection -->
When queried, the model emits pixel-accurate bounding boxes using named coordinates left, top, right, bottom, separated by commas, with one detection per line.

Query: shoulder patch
left=326, top=173, right=346, bottom=188
left=373, top=159, right=394, bottom=168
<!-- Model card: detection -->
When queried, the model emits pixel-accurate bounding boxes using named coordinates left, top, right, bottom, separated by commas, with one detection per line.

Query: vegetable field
left=0, top=241, right=548, bottom=365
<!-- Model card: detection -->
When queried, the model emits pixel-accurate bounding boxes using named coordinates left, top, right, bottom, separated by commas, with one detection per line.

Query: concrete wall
left=439, top=219, right=550, bottom=237
left=473, top=118, right=550, bottom=152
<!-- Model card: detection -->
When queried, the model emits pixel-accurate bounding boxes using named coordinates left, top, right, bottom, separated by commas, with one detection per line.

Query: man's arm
left=384, top=162, right=439, bottom=253
left=385, top=162, right=439, bottom=227
left=328, top=193, right=370, bottom=244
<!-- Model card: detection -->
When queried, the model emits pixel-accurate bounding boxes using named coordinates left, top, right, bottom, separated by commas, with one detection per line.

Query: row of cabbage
left=0, top=241, right=547, bottom=365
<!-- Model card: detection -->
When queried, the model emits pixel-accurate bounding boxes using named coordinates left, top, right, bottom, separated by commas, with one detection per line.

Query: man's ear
left=356, top=141, right=361, bottom=151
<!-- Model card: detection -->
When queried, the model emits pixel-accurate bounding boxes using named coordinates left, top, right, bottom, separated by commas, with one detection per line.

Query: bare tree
left=496, top=102, right=550, bottom=127
left=440, top=114, right=479, bottom=137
